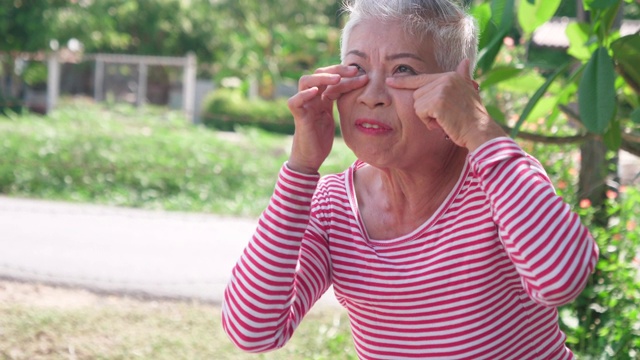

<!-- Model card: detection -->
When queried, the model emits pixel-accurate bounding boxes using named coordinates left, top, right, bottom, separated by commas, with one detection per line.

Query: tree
left=0, top=0, right=67, bottom=101
left=472, top=0, right=640, bottom=356
left=209, top=0, right=342, bottom=98
left=473, top=0, right=640, bottom=211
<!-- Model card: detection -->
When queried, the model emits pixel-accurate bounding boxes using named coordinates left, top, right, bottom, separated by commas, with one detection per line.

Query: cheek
left=336, top=95, right=355, bottom=121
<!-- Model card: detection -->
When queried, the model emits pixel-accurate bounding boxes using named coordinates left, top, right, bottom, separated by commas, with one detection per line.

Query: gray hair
left=340, top=0, right=478, bottom=75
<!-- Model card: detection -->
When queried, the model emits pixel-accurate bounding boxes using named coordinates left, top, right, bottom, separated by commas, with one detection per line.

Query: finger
left=287, top=87, right=319, bottom=110
left=386, top=73, right=438, bottom=90
left=456, top=59, right=471, bottom=79
left=315, top=64, right=359, bottom=77
left=322, top=75, right=369, bottom=101
left=298, top=73, right=341, bottom=91
left=455, top=59, right=479, bottom=91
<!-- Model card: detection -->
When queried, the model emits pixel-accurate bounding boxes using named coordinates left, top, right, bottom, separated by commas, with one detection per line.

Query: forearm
left=222, top=164, right=330, bottom=352
left=469, top=138, right=599, bottom=306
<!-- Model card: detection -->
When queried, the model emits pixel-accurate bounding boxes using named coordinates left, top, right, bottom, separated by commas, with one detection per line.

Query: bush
left=561, top=188, right=640, bottom=359
left=0, top=92, right=23, bottom=116
left=201, top=88, right=296, bottom=135
left=201, top=88, right=343, bottom=136
left=524, top=142, right=640, bottom=359
left=0, top=99, right=294, bottom=217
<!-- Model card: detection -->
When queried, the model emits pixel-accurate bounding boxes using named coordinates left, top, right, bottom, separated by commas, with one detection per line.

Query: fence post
left=46, top=51, right=60, bottom=113
left=94, top=56, right=104, bottom=102
left=137, top=62, right=147, bottom=107
left=183, top=52, right=197, bottom=123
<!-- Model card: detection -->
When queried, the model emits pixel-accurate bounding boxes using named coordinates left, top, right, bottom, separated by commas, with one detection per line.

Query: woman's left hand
left=386, top=59, right=506, bottom=152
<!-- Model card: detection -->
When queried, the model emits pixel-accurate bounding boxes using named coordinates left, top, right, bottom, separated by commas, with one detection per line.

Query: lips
left=355, top=118, right=392, bottom=134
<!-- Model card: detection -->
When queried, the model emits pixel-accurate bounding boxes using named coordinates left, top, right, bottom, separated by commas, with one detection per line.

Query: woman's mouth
left=355, top=119, right=392, bottom=134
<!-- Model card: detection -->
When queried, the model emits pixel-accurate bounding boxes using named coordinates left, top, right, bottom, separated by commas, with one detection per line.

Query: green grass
left=0, top=98, right=355, bottom=217
left=1, top=98, right=638, bottom=359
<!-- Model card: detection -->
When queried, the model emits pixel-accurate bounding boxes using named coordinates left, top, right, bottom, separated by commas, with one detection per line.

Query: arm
left=222, top=164, right=332, bottom=352
left=469, top=137, right=599, bottom=306
left=222, top=64, right=367, bottom=352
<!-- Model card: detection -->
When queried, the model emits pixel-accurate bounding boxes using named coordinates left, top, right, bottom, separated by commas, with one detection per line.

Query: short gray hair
left=340, top=0, right=478, bottom=75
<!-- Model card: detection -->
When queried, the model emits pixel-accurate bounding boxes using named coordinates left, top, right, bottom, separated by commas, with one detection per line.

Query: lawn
left=1, top=98, right=638, bottom=359
left=0, top=280, right=356, bottom=360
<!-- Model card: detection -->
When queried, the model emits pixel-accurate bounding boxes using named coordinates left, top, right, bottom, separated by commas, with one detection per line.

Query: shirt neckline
left=345, top=159, right=470, bottom=247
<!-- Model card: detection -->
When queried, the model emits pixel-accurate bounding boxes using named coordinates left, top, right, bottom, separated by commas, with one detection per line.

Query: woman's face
left=337, top=19, right=448, bottom=169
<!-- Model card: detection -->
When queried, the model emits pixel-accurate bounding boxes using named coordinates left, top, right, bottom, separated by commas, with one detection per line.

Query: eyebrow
left=345, top=50, right=424, bottom=62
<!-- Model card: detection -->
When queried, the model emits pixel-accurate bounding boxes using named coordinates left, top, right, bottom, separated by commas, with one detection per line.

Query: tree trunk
left=578, top=138, right=609, bottom=226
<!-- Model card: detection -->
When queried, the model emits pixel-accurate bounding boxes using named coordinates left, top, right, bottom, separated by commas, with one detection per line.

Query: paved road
left=0, top=196, right=339, bottom=307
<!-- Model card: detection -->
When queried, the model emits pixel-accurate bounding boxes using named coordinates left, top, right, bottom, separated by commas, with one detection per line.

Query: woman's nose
left=357, top=72, right=391, bottom=108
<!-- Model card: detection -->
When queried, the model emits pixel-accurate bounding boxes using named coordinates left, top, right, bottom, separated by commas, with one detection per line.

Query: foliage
left=475, top=0, right=640, bottom=357
left=0, top=99, right=354, bottom=217
left=208, top=0, right=342, bottom=97
left=0, top=99, right=285, bottom=217
left=201, top=88, right=296, bottom=135
left=474, top=0, right=640, bottom=153
left=0, top=0, right=67, bottom=53
left=560, top=188, right=640, bottom=359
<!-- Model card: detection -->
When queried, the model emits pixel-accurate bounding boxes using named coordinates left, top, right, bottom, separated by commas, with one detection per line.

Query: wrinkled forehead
left=341, top=18, right=433, bottom=59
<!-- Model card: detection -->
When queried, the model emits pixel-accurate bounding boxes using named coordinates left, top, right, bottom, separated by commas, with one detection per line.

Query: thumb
left=455, top=59, right=480, bottom=92
left=455, top=59, right=471, bottom=79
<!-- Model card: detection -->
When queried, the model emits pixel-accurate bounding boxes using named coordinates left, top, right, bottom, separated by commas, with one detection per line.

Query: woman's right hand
left=287, top=65, right=368, bottom=174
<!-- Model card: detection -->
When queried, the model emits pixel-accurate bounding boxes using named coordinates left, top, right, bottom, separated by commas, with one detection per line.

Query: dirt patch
left=0, top=279, right=162, bottom=310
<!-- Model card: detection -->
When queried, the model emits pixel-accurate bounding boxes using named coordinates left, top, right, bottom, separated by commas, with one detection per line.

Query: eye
left=350, top=63, right=366, bottom=75
left=394, top=65, right=416, bottom=75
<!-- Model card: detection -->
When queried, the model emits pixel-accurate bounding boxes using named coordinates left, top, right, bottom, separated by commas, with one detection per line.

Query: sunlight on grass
left=0, top=281, right=355, bottom=360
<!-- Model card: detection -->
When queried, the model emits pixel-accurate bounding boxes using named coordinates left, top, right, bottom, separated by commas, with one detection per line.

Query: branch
left=499, top=124, right=592, bottom=144
left=622, top=133, right=640, bottom=157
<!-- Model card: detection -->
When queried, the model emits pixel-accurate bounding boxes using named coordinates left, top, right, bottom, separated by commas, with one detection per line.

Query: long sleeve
left=221, top=164, right=332, bottom=352
left=468, top=137, right=599, bottom=306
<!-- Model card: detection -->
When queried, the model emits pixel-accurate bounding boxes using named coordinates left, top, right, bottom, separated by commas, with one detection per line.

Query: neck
left=371, top=146, right=467, bottom=220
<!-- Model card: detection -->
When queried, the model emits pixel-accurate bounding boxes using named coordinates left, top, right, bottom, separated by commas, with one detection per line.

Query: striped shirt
left=222, top=137, right=599, bottom=359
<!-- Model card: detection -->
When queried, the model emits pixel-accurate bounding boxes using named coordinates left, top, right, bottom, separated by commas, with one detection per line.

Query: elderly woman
left=222, top=0, right=599, bottom=359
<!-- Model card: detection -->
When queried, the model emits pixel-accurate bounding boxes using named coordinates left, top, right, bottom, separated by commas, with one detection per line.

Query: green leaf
left=471, top=3, right=493, bottom=49
left=499, top=71, right=546, bottom=93
left=584, top=0, right=620, bottom=11
left=517, top=0, right=562, bottom=35
left=479, top=65, right=524, bottom=88
left=510, top=62, right=571, bottom=138
left=631, top=108, right=640, bottom=124
left=611, top=34, right=640, bottom=93
left=476, top=26, right=507, bottom=74
left=578, top=47, right=617, bottom=134
left=566, top=22, right=593, bottom=61
left=486, top=105, right=506, bottom=124
left=491, top=0, right=515, bottom=32
left=526, top=96, right=557, bottom=123
left=603, top=117, right=621, bottom=151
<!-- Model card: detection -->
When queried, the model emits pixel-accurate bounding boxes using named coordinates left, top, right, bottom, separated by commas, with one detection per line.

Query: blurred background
left=0, top=0, right=639, bottom=359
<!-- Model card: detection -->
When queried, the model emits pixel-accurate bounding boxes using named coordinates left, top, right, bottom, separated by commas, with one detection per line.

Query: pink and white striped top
left=222, top=137, right=599, bottom=359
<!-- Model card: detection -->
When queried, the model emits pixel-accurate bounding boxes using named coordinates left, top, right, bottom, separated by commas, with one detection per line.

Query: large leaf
left=584, top=0, right=620, bottom=11
left=611, top=34, right=640, bottom=93
left=491, top=0, right=515, bottom=33
left=517, top=0, right=562, bottom=35
left=480, top=65, right=524, bottom=88
left=578, top=47, right=617, bottom=134
left=510, top=62, right=570, bottom=138
left=603, top=117, right=621, bottom=151
left=476, top=26, right=507, bottom=74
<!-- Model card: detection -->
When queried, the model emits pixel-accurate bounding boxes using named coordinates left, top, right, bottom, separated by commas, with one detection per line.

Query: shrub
left=201, top=88, right=342, bottom=136
left=201, top=88, right=296, bottom=135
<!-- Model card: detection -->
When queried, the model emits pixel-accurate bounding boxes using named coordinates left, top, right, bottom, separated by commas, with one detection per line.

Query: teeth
left=361, top=123, right=380, bottom=129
